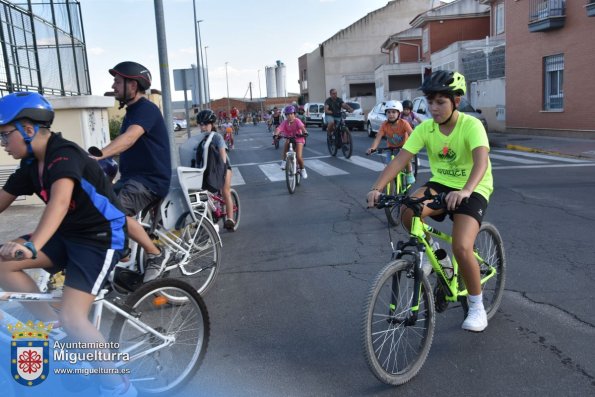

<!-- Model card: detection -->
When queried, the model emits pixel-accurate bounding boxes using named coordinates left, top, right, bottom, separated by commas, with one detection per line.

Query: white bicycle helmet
left=384, top=100, right=403, bottom=114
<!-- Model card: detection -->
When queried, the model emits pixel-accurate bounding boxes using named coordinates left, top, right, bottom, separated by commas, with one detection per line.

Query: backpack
left=195, top=133, right=226, bottom=193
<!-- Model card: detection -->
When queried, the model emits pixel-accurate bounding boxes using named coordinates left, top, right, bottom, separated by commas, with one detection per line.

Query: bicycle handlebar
left=367, top=147, right=401, bottom=155
left=376, top=188, right=446, bottom=210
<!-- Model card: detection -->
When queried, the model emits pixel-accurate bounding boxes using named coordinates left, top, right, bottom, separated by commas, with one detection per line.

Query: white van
left=304, top=102, right=325, bottom=127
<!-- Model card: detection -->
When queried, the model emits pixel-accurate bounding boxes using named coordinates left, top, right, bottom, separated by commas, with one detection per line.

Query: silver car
left=411, top=96, right=489, bottom=132
left=366, top=101, right=388, bottom=138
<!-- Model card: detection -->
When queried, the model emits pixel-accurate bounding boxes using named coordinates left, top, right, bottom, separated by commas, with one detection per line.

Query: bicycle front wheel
left=167, top=212, right=221, bottom=296
left=475, top=222, right=506, bottom=320
left=362, top=259, right=435, bottom=385
left=285, top=156, right=297, bottom=194
left=109, top=278, right=209, bottom=396
left=341, top=127, right=353, bottom=158
left=327, top=132, right=338, bottom=156
left=383, top=179, right=402, bottom=227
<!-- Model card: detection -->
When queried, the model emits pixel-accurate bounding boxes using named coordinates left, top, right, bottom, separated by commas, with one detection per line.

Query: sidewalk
left=489, top=132, right=595, bottom=160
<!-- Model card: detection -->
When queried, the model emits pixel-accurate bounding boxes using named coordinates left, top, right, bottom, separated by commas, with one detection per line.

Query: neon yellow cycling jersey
left=403, top=112, right=493, bottom=201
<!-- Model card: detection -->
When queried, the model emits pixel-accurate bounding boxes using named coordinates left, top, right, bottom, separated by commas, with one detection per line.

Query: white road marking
left=339, top=155, right=385, bottom=172
left=306, top=159, right=348, bottom=176
left=258, top=163, right=286, bottom=182
left=231, top=167, right=245, bottom=186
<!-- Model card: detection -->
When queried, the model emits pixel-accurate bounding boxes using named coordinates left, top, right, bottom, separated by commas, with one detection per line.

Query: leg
left=0, top=252, right=58, bottom=321
left=127, top=216, right=159, bottom=255
left=222, top=169, right=236, bottom=231
left=451, top=214, right=481, bottom=295
left=296, top=143, right=305, bottom=169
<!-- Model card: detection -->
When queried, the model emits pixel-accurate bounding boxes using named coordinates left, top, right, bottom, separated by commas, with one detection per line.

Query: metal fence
left=0, top=0, right=90, bottom=96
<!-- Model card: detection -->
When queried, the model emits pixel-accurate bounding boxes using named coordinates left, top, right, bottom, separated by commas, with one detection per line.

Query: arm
left=367, top=127, right=385, bottom=154
left=0, top=189, right=17, bottom=213
left=9, top=178, right=74, bottom=259
left=342, top=102, right=354, bottom=112
left=218, top=147, right=228, bottom=164
left=97, top=124, right=145, bottom=159
left=367, top=149, right=414, bottom=207
left=444, top=146, right=489, bottom=211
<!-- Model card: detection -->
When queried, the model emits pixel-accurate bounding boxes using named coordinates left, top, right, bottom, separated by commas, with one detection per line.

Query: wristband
left=23, top=241, right=38, bottom=259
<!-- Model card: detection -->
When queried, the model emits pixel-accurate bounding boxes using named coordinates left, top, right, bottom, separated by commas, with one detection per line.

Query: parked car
left=366, top=101, right=388, bottom=138
left=321, top=101, right=365, bottom=131
left=173, top=118, right=187, bottom=131
left=304, top=103, right=325, bottom=127
left=411, top=96, right=489, bottom=132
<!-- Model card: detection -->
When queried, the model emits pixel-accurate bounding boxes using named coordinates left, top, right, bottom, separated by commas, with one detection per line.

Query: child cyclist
left=220, top=118, right=234, bottom=149
left=367, top=71, right=493, bottom=333
left=274, top=105, right=309, bottom=178
left=366, top=100, right=415, bottom=185
left=400, top=99, right=423, bottom=129
left=0, top=92, right=136, bottom=396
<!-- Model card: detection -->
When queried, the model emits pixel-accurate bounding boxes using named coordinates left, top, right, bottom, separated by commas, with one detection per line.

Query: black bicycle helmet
left=109, top=61, right=152, bottom=91
left=420, top=70, right=466, bottom=96
left=402, top=99, right=413, bottom=110
left=196, top=109, right=217, bottom=125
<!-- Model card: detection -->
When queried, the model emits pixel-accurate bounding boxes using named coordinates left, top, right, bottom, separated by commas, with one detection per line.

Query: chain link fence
left=0, top=0, right=90, bottom=96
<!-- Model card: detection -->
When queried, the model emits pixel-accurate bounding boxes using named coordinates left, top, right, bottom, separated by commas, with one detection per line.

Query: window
left=495, top=2, right=505, bottom=34
left=422, top=28, right=429, bottom=54
left=544, top=54, right=564, bottom=110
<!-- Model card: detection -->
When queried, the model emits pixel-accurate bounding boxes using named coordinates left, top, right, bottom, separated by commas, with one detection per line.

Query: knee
left=452, top=242, right=474, bottom=264
left=59, top=311, right=86, bottom=335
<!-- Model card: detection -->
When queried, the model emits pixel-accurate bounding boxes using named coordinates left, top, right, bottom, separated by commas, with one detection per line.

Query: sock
left=468, top=293, right=484, bottom=309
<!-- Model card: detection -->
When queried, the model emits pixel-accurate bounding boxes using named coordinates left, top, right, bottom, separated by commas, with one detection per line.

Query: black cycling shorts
left=424, top=181, right=488, bottom=226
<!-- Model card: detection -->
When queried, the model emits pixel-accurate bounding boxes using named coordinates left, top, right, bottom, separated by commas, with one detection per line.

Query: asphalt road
left=186, top=123, right=595, bottom=397
left=1, top=123, right=593, bottom=396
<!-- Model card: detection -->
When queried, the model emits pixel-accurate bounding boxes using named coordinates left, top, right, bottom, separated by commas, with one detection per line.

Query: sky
left=80, top=0, right=441, bottom=103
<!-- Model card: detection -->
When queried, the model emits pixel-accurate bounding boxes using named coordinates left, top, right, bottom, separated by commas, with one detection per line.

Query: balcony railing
left=528, top=0, right=566, bottom=32
left=587, top=0, right=595, bottom=17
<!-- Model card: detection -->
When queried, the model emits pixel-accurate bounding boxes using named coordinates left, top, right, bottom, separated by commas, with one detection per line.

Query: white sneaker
left=144, top=248, right=171, bottom=283
left=421, top=241, right=440, bottom=276
left=301, top=168, right=308, bottom=179
left=462, top=306, right=488, bottom=332
left=280, top=161, right=286, bottom=170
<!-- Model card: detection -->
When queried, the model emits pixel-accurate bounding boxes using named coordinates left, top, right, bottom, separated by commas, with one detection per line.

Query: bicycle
left=190, top=188, right=241, bottom=231
left=326, top=112, right=352, bottom=159
left=368, top=147, right=417, bottom=226
left=362, top=189, right=506, bottom=385
left=282, top=135, right=305, bottom=194
left=232, top=118, right=240, bottom=135
left=0, top=275, right=209, bottom=396
left=223, top=128, right=234, bottom=150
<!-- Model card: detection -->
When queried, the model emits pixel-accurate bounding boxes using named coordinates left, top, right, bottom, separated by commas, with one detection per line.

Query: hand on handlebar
left=366, top=148, right=376, bottom=155
left=0, top=242, right=30, bottom=260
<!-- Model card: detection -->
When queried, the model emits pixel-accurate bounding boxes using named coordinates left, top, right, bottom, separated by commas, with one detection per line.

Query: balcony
left=528, top=0, right=566, bottom=32
left=588, top=0, right=595, bottom=17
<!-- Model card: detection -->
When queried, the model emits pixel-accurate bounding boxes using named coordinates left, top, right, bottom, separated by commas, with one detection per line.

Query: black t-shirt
left=3, top=133, right=127, bottom=250
left=325, top=97, right=344, bottom=117
left=120, top=97, right=171, bottom=198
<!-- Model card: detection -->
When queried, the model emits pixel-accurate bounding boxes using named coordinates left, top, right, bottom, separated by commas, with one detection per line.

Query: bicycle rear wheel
left=362, top=259, right=435, bottom=385
left=285, top=156, right=297, bottom=194
left=327, top=132, right=338, bottom=156
left=341, top=127, right=353, bottom=158
left=166, top=212, right=221, bottom=296
left=109, top=278, right=209, bottom=396
left=474, top=222, right=506, bottom=320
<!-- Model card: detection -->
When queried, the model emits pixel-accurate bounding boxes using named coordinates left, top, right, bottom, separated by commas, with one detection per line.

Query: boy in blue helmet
left=0, top=92, right=136, bottom=396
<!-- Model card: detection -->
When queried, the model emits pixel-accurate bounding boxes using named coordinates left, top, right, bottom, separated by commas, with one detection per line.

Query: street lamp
left=204, top=45, right=210, bottom=109
left=196, top=20, right=206, bottom=107
left=225, top=61, right=231, bottom=115
left=192, top=0, right=207, bottom=109
left=257, top=69, right=264, bottom=115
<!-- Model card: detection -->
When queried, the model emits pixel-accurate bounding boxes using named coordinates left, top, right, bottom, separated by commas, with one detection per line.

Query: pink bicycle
left=193, top=189, right=241, bottom=231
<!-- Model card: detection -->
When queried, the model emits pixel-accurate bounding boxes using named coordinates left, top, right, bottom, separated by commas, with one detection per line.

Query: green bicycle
left=369, top=147, right=418, bottom=226
left=362, top=189, right=506, bottom=385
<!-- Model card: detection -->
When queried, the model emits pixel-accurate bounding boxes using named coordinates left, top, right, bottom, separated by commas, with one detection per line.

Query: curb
left=504, top=144, right=587, bottom=159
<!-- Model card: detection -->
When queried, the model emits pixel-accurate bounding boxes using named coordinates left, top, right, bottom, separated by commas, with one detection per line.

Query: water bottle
left=434, top=248, right=453, bottom=279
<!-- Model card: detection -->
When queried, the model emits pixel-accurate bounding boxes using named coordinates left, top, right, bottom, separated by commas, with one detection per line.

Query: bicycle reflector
left=153, top=296, right=169, bottom=306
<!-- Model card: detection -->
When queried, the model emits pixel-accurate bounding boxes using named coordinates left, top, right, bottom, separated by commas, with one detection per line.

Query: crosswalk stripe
left=258, top=163, right=286, bottom=182
left=340, top=155, right=385, bottom=172
left=231, top=167, right=245, bottom=186
left=306, top=159, right=348, bottom=176
left=492, top=149, right=589, bottom=163
left=488, top=153, right=546, bottom=164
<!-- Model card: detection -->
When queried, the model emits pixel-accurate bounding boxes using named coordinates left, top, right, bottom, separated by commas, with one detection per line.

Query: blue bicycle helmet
left=0, top=92, right=54, bottom=127
left=0, top=92, right=54, bottom=160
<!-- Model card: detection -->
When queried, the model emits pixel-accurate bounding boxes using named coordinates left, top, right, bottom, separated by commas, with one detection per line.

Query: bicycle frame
left=391, top=199, right=498, bottom=306
left=0, top=289, right=173, bottom=366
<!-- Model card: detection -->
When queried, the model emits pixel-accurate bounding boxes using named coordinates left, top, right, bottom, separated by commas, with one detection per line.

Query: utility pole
left=192, top=1, right=203, bottom=108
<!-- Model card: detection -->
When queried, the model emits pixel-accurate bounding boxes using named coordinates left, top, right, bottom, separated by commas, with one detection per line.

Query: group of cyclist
left=0, top=64, right=492, bottom=394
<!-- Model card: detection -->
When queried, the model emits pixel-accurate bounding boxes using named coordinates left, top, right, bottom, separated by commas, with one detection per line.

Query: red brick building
left=504, top=0, right=595, bottom=136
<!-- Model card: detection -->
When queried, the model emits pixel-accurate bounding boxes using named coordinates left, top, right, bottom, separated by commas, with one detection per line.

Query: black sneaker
left=224, top=219, right=236, bottom=231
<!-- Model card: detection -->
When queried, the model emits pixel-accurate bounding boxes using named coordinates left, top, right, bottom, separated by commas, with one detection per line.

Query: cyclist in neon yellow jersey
left=367, top=70, right=493, bottom=333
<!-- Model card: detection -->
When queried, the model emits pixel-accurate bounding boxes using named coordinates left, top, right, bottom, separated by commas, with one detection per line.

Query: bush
left=109, top=117, right=123, bottom=141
